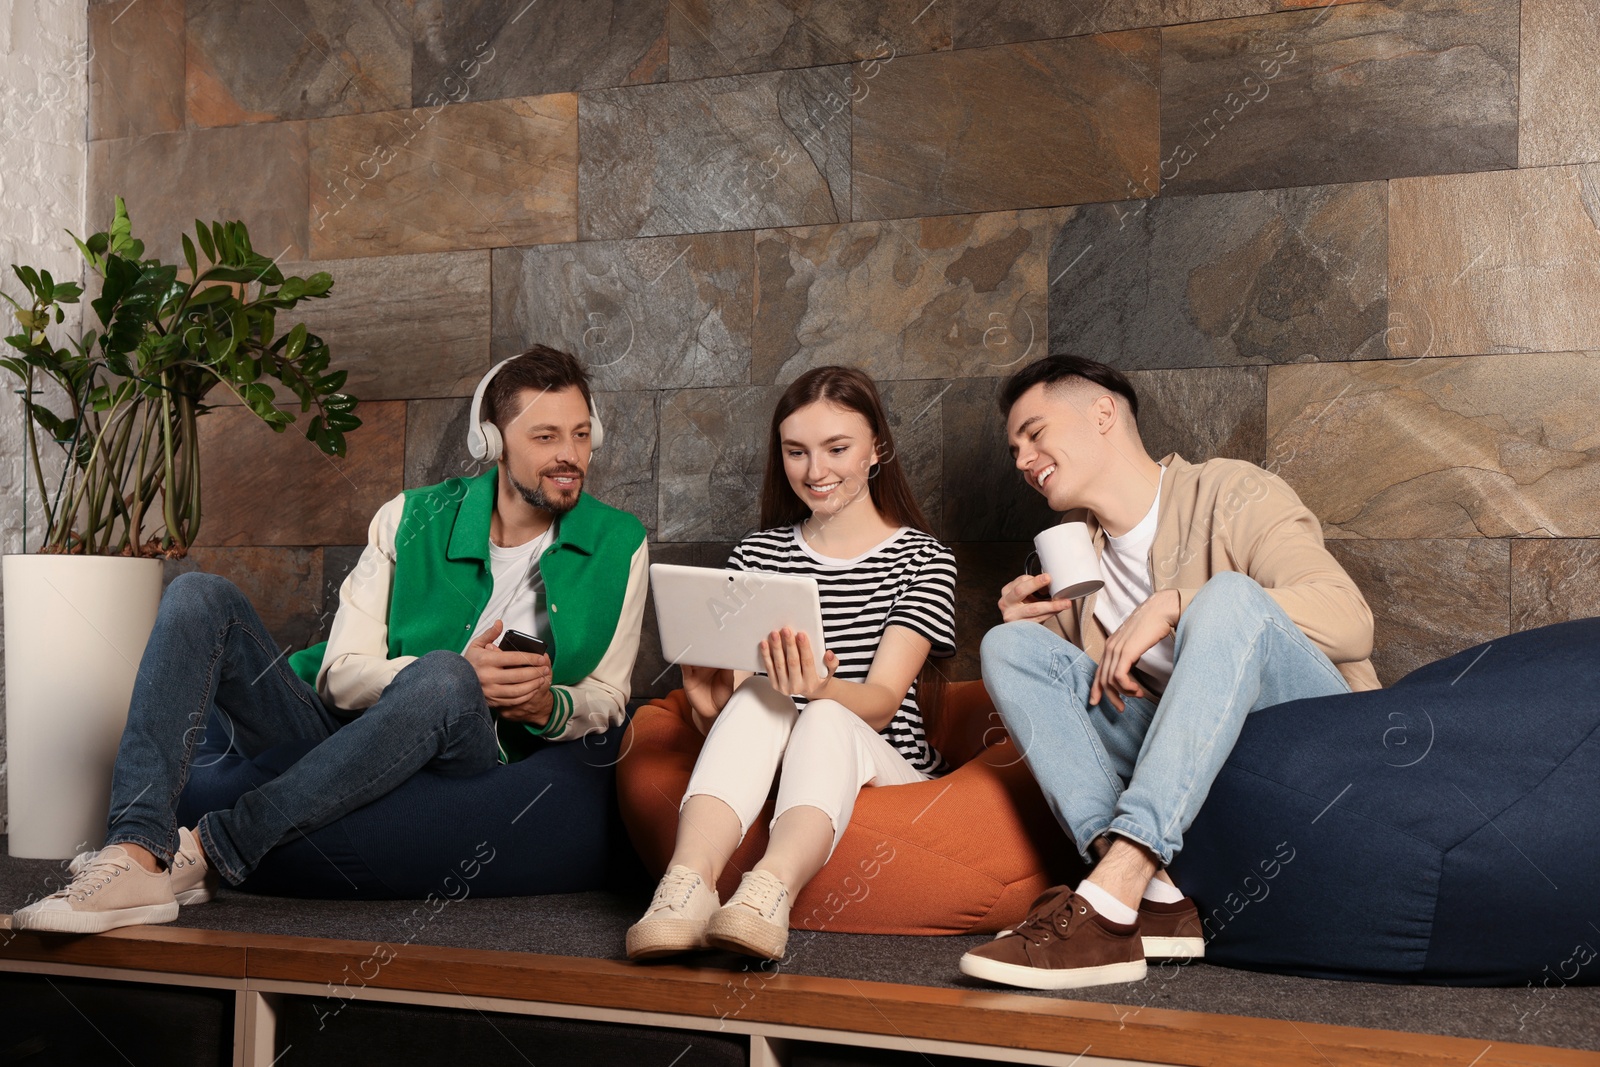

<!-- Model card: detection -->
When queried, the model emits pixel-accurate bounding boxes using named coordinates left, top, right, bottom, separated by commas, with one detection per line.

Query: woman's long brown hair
left=757, top=365, right=947, bottom=735
left=759, top=366, right=929, bottom=532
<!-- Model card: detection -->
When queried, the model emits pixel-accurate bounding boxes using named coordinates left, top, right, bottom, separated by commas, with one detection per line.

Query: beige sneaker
left=705, top=869, right=791, bottom=961
left=13, top=845, right=179, bottom=934
left=69, top=827, right=218, bottom=906
left=626, top=865, right=720, bottom=960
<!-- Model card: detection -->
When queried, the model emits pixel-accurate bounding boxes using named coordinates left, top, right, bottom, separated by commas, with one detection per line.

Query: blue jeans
left=980, top=571, right=1352, bottom=867
left=106, top=573, right=499, bottom=885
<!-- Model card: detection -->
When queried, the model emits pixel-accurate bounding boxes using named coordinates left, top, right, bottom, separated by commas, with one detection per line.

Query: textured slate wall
left=82, top=0, right=1600, bottom=693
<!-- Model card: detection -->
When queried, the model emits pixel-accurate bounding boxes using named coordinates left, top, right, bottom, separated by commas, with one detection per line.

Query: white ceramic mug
left=1033, top=521, right=1104, bottom=600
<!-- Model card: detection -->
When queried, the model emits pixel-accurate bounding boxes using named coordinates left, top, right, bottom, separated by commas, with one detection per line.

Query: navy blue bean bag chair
left=177, top=711, right=638, bottom=898
left=1170, top=617, right=1600, bottom=986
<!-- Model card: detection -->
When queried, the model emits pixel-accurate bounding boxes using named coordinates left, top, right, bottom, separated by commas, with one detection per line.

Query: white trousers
left=683, top=677, right=928, bottom=857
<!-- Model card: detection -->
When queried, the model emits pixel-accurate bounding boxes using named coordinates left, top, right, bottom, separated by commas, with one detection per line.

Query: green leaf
left=197, top=266, right=264, bottom=284
left=195, top=220, right=215, bottom=261
left=229, top=307, right=250, bottom=353
left=257, top=307, right=277, bottom=349
left=244, top=254, right=283, bottom=288
left=106, top=198, right=142, bottom=259
left=204, top=323, right=228, bottom=361
left=28, top=403, right=75, bottom=442
left=283, top=322, right=307, bottom=361
left=187, top=285, right=233, bottom=307
left=181, top=234, right=198, bottom=276
left=239, top=382, right=275, bottom=408
left=91, top=254, right=138, bottom=329
left=316, top=369, right=347, bottom=393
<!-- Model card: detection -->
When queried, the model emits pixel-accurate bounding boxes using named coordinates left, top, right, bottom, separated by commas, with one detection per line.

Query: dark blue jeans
left=106, top=572, right=499, bottom=885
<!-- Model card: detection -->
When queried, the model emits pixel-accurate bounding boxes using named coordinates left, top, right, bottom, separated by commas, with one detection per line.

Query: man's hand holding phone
left=465, top=621, right=554, bottom=727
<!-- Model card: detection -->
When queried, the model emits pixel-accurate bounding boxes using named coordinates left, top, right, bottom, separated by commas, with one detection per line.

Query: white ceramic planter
left=3, top=554, right=163, bottom=859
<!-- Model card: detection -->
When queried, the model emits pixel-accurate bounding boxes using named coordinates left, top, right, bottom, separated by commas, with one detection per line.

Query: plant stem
left=20, top=367, right=57, bottom=547
left=97, top=399, right=137, bottom=553
left=160, top=383, right=180, bottom=552
left=181, top=388, right=202, bottom=547
left=127, top=398, right=157, bottom=553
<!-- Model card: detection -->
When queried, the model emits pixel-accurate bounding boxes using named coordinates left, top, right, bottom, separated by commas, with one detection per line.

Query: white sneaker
left=167, top=827, right=219, bottom=905
left=13, top=845, right=179, bottom=934
left=70, top=827, right=218, bottom=906
left=705, top=869, right=791, bottom=961
left=626, top=865, right=720, bottom=960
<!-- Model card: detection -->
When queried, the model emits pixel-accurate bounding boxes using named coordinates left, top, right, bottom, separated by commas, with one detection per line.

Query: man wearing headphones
left=13, top=346, right=649, bottom=933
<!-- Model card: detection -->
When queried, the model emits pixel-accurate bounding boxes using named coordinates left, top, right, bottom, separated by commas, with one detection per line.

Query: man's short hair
left=997, top=354, right=1140, bottom=421
left=484, top=345, right=593, bottom=430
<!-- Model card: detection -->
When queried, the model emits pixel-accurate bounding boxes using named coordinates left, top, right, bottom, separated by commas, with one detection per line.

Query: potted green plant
left=2, top=198, right=360, bottom=857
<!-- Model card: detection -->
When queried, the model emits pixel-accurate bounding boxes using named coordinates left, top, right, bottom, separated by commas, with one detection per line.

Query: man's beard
left=510, top=466, right=583, bottom=515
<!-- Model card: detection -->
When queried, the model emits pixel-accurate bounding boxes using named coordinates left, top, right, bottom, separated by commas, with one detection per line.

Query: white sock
left=1142, top=876, right=1185, bottom=905
left=1075, top=879, right=1138, bottom=926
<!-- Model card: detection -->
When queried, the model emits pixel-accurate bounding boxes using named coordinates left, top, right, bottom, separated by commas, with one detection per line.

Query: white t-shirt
left=1092, top=468, right=1175, bottom=690
left=468, top=526, right=555, bottom=650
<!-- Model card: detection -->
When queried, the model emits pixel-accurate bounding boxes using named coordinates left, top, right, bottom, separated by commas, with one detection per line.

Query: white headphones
left=466, top=356, right=605, bottom=462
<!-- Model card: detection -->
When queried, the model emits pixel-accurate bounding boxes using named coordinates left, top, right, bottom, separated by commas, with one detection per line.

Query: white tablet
left=649, top=564, right=829, bottom=678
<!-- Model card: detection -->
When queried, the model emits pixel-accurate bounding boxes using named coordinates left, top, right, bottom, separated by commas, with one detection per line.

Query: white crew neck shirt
left=468, top=524, right=556, bottom=650
left=1091, top=467, right=1175, bottom=690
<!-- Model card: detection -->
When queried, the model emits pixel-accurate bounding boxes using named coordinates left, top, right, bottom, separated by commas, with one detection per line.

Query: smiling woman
left=625, top=366, right=958, bottom=964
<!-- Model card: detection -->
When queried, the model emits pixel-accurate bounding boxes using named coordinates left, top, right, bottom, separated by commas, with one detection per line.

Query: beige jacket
left=319, top=493, right=651, bottom=740
left=1047, top=454, right=1380, bottom=693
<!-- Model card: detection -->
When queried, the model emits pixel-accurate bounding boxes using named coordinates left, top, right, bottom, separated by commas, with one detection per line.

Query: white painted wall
left=0, top=0, right=90, bottom=833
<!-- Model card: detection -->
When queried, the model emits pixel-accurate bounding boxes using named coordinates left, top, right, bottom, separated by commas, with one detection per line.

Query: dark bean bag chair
left=1170, top=617, right=1600, bottom=985
left=176, top=711, right=635, bottom=898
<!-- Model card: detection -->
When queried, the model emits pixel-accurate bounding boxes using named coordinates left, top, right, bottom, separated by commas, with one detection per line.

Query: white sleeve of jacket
left=545, top=539, right=649, bottom=741
left=317, top=494, right=418, bottom=712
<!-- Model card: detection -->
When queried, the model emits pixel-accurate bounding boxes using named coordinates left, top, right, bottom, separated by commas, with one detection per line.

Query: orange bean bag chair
left=616, top=680, right=1083, bottom=935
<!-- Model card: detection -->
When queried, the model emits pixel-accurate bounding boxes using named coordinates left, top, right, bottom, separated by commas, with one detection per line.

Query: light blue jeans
left=980, top=571, right=1351, bottom=866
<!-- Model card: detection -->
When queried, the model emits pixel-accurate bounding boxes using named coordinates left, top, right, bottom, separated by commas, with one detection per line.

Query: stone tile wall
left=85, top=0, right=1600, bottom=692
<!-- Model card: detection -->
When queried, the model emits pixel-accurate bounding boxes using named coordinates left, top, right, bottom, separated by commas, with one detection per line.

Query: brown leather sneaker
left=1139, top=897, right=1205, bottom=959
left=959, top=887, right=1147, bottom=990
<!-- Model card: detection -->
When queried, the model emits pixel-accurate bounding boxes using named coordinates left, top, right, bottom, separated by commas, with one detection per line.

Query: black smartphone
left=499, top=629, right=546, bottom=656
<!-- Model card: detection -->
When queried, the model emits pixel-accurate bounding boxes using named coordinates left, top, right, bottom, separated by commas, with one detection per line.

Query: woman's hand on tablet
left=761, top=628, right=838, bottom=700
left=682, top=664, right=735, bottom=734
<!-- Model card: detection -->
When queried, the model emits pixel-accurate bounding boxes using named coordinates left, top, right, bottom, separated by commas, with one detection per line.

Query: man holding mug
left=962, top=355, right=1377, bottom=990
